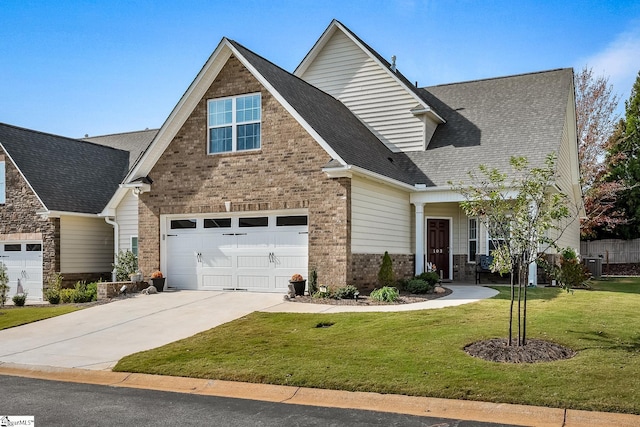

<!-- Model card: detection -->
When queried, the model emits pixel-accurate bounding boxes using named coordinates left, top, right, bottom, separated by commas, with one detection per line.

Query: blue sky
left=2, top=0, right=640, bottom=138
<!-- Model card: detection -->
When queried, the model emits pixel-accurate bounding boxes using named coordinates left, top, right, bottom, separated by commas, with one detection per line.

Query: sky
left=2, top=0, right=640, bottom=138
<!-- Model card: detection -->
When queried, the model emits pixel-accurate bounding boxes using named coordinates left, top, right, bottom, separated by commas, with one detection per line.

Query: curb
left=1, top=363, right=639, bottom=426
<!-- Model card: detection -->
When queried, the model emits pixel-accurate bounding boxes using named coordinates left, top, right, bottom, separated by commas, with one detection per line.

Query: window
left=131, top=236, right=138, bottom=257
left=26, top=244, right=42, bottom=252
left=487, top=220, right=509, bottom=254
left=276, top=216, right=308, bottom=226
left=0, top=161, right=5, bottom=204
left=171, top=219, right=197, bottom=229
left=239, top=217, right=268, bottom=227
left=4, top=244, right=21, bottom=251
left=468, top=218, right=477, bottom=262
left=208, top=94, right=261, bottom=154
left=204, top=218, right=232, bottom=228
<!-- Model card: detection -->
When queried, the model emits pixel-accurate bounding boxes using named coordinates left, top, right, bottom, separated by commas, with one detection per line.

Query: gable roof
left=228, top=40, right=422, bottom=186
left=295, top=20, right=444, bottom=124
left=0, top=122, right=130, bottom=214
left=84, top=129, right=158, bottom=173
left=403, top=68, right=575, bottom=187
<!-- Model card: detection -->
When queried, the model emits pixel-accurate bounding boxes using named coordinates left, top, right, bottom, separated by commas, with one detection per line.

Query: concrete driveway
left=0, top=290, right=285, bottom=370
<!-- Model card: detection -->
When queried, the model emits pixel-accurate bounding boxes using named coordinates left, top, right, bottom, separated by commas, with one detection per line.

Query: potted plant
left=151, top=270, right=165, bottom=292
left=289, top=273, right=306, bottom=296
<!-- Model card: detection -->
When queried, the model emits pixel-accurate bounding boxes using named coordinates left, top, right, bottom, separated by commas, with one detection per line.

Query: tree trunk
left=508, top=271, right=514, bottom=346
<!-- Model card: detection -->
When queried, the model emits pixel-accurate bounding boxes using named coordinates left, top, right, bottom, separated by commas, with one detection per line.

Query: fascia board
left=124, top=39, right=234, bottom=185
left=0, top=143, right=48, bottom=211
left=227, top=43, right=347, bottom=165
left=323, top=164, right=416, bottom=192
left=293, top=19, right=339, bottom=77
left=37, top=210, right=100, bottom=219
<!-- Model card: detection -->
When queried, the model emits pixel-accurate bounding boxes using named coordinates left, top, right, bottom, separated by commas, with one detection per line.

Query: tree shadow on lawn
left=588, top=277, right=640, bottom=295
left=489, top=286, right=564, bottom=302
left=569, top=329, right=640, bottom=353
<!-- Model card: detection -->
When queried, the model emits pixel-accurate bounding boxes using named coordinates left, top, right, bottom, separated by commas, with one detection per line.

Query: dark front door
left=427, top=219, right=450, bottom=279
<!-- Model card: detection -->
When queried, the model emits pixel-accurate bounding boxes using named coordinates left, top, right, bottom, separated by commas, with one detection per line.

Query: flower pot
left=290, top=280, right=306, bottom=296
left=151, top=277, right=165, bottom=292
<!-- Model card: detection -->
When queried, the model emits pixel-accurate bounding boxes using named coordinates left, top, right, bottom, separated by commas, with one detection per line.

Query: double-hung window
left=208, top=93, right=261, bottom=154
left=0, top=161, right=5, bottom=204
left=468, top=218, right=477, bottom=262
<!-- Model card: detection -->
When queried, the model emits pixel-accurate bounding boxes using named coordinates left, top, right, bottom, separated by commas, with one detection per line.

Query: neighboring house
left=0, top=123, right=132, bottom=298
left=101, top=20, right=582, bottom=292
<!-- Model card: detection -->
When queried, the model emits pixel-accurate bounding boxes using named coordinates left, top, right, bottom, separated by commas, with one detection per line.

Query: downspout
left=104, top=216, right=119, bottom=282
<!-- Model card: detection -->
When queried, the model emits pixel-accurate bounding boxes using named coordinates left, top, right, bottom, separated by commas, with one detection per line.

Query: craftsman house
left=100, top=20, right=581, bottom=292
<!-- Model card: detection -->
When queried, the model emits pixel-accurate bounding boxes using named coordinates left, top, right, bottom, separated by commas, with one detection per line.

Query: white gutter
left=37, top=210, right=102, bottom=219
left=103, top=216, right=119, bottom=282
left=322, top=164, right=418, bottom=192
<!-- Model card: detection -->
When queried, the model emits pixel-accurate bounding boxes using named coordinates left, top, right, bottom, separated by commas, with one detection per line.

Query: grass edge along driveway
left=115, top=278, right=640, bottom=415
left=0, top=305, right=81, bottom=330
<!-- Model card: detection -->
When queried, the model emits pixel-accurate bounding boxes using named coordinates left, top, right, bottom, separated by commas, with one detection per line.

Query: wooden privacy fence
left=581, top=239, right=640, bottom=264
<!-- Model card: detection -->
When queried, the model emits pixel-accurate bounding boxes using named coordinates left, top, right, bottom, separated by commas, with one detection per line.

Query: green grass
left=0, top=305, right=81, bottom=330
left=114, top=277, right=640, bottom=414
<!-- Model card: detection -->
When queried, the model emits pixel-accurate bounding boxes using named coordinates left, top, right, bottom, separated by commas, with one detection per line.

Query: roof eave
left=322, top=164, right=417, bottom=192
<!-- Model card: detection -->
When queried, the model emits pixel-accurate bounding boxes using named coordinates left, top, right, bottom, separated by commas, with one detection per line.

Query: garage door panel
left=237, top=255, right=269, bottom=268
left=237, top=233, right=270, bottom=248
left=166, top=214, right=307, bottom=293
left=274, top=231, right=307, bottom=247
left=273, top=255, right=307, bottom=269
left=0, top=242, right=43, bottom=300
left=201, top=274, right=233, bottom=289
left=237, top=275, right=270, bottom=289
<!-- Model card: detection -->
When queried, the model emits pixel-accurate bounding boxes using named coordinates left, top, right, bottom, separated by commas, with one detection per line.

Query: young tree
left=574, top=67, right=624, bottom=239
left=452, top=154, right=572, bottom=346
left=607, top=71, right=640, bottom=238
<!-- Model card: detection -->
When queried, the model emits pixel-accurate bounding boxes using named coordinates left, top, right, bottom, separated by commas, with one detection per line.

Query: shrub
left=378, top=251, right=395, bottom=287
left=60, top=288, right=75, bottom=303
left=405, top=279, right=433, bottom=294
left=370, top=286, right=399, bottom=302
left=44, top=272, right=63, bottom=304
left=308, top=269, right=318, bottom=295
left=151, top=270, right=164, bottom=279
left=334, top=285, right=359, bottom=300
left=312, top=285, right=333, bottom=299
left=12, top=292, right=27, bottom=306
left=0, top=263, right=9, bottom=308
left=290, top=273, right=303, bottom=282
left=114, top=250, right=138, bottom=281
left=416, top=271, right=440, bottom=286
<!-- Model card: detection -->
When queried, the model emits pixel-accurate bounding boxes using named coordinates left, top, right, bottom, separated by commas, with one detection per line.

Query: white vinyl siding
left=60, top=216, right=114, bottom=273
left=351, top=177, right=411, bottom=254
left=116, top=191, right=139, bottom=253
left=550, top=96, right=581, bottom=253
left=299, top=30, right=433, bottom=153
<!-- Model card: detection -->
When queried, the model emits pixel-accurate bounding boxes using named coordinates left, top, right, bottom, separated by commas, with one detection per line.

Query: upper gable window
left=208, top=93, right=261, bottom=154
left=0, top=161, right=5, bottom=204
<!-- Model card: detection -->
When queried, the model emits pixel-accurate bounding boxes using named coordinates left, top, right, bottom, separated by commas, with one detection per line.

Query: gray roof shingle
left=0, top=123, right=130, bottom=214
left=407, top=68, right=573, bottom=186
left=84, top=128, right=158, bottom=172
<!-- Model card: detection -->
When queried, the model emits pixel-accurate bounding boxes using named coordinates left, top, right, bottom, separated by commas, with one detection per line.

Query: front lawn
left=0, top=305, right=81, bottom=330
left=114, top=278, right=640, bottom=414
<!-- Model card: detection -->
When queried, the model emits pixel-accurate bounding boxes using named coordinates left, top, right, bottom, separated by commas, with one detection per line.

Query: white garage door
left=0, top=241, right=43, bottom=300
left=165, top=214, right=308, bottom=292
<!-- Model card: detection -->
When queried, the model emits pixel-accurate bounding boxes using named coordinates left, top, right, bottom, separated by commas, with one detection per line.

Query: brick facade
left=138, top=55, right=352, bottom=286
left=0, top=150, right=60, bottom=282
left=350, top=253, right=415, bottom=290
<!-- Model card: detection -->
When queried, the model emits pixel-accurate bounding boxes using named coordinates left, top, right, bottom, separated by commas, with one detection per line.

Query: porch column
left=414, top=202, right=425, bottom=275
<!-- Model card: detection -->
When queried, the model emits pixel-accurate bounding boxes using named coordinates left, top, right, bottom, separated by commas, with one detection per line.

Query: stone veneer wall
left=350, top=253, right=414, bottom=290
left=138, top=55, right=352, bottom=286
left=0, top=151, right=60, bottom=281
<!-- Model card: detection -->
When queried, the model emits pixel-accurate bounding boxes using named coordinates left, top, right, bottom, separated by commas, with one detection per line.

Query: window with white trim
left=468, top=218, right=477, bottom=262
left=208, top=93, right=261, bottom=154
left=0, top=161, right=5, bottom=204
left=131, top=236, right=138, bottom=257
left=487, top=220, right=509, bottom=255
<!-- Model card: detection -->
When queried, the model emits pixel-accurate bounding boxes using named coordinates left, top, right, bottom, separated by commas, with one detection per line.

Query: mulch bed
left=287, top=287, right=452, bottom=306
left=465, top=338, right=576, bottom=363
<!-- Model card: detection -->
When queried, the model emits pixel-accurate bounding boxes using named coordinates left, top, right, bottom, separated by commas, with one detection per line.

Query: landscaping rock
left=141, top=285, right=157, bottom=295
left=434, top=286, right=446, bottom=294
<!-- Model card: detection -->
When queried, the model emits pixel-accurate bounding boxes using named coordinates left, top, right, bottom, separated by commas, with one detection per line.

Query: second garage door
left=165, top=213, right=308, bottom=292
